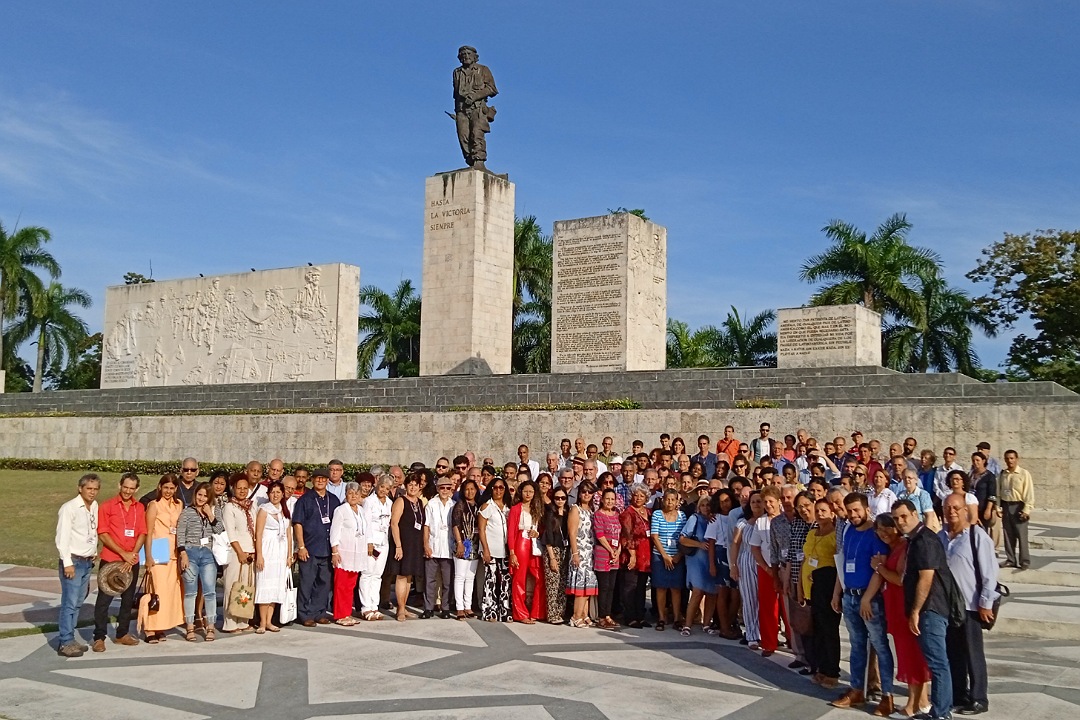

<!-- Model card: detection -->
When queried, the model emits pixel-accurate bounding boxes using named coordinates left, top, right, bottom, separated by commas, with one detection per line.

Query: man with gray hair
left=176, top=457, right=200, bottom=506
left=55, top=473, right=101, bottom=657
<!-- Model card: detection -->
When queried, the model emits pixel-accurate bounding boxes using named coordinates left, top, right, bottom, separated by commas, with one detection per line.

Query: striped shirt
left=650, top=509, right=686, bottom=555
left=176, top=506, right=225, bottom=549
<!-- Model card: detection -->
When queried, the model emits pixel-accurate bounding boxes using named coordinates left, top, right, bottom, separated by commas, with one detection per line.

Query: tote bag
left=228, top=563, right=257, bottom=619
left=280, top=573, right=298, bottom=624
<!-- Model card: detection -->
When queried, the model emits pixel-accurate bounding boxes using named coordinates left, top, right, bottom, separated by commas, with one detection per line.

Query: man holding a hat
left=422, top=475, right=457, bottom=618
left=93, top=472, right=146, bottom=652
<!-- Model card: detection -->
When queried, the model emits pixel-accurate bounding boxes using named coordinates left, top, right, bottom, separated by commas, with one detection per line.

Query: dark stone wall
left=0, top=366, right=1074, bottom=415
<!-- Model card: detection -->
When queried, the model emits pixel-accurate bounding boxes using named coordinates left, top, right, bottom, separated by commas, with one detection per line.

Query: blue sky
left=3, top=1, right=1078, bottom=372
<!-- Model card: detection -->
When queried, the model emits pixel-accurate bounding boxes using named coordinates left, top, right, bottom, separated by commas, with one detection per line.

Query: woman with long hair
left=255, top=480, right=293, bottom=632
left=388, top=474, right=426, bottom=622
left=542, top=486, right=570, bottom=624
left=619, top=483, right=652, bottom=629
left=566, top=481, right=598, bottom=627
left=650, top=488, right=687, bottom=631
left=537, top=473, right=554, bottom=505
left=140, top=474, right=185, bottom=643
left=451, top=478, right=481, bottom=620
left=730, top=491, right=763, bottom=648
left=176, top=482, right=224, bottom=642
left=801, top=498, right=840, bottom=688
left=478, top=478, right=512, bottom=622
left=508, top=480, right=546, bottom=623
left=222, top=476, right=258, bottom=633
left=705, top=488, right=741, bottom=639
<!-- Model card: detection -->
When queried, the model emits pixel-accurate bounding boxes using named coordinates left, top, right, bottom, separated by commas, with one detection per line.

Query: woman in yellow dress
left=139, top=474, right=185, bottom=642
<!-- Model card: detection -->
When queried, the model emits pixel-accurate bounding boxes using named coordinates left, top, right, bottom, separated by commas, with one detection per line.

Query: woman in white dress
left=254, top=481, right=292, bottom=633
left=222, top=477, right=258, bottom=633
left=359, top=475, right=394, bottom=621
left=330, top=481, right=370, bottom=626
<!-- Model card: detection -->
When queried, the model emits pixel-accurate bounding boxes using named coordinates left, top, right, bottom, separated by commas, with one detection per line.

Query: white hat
left=610, top=456, right=624, bottom=464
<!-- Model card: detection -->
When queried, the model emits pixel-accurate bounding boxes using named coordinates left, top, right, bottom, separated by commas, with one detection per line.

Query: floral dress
left=566, top=506, right=597, bottom=596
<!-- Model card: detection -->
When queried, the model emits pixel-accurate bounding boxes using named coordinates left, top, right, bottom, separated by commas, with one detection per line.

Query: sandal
left=146, top=634, right=159, bottom=644
left=185, top=626, right=197, bottom=642
left=255, top=628, right=266, bottom=634
left=655, top=620, right=666, bottom=631
left=680, top=626, right=691, bottom=637
left=204, top=628, right=215, bottom=642
left=267, top=625, right=280, bottom=632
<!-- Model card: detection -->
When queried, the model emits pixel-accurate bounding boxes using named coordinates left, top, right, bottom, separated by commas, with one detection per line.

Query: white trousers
left=453, top=557, right=479, bottom=611
left=358, top=550, right=389, bottom=613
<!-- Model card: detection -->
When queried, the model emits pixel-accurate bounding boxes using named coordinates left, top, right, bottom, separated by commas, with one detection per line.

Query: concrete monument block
left=420, top=168, right=515, bottom=376
left=100, top=263, right=360, bottom=389
left=551, top=213, right=667, bottom=373
left=776, top=304, right=881, bottom=369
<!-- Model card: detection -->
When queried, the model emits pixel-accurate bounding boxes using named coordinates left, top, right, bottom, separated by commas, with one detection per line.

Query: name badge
left=414, top=522, right=422, bottom=531
left=170, top=527, right=177, bottom=535
left=797, top=551, right=805, bottom=562
left=200, top=537, right=210, bottom=546
left=809, top=557, right=819, bottom=567
left=781, top=549, right=789, bottom=560
left=610, top=539, right=619, bottom=548
left=322, top=516, right=331, bottom=525
left=845, top=560, right=856, bottom=574
left=124, top=529, right=135, bottom=538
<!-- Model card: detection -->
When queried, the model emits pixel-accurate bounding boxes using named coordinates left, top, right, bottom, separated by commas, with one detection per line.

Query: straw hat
left=97, top=562, right=133, bottom=596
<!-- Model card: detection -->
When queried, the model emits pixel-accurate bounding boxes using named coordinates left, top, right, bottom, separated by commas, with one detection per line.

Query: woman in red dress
left=861, top=514, right=931, bottom=718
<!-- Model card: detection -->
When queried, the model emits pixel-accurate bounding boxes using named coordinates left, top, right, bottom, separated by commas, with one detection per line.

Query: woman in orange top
left=140, top=474, right=185, bottom=642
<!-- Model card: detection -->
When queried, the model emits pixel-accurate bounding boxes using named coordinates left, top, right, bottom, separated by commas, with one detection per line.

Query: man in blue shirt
left=830, top=492, right=895, bottom=715
left=689, top=435, right=718, bottom=481
left=292, top=469, right=341, bottom=626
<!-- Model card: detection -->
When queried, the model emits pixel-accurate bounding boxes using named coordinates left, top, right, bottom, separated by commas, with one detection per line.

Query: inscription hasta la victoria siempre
left=428, top=198, right=472, bottom=232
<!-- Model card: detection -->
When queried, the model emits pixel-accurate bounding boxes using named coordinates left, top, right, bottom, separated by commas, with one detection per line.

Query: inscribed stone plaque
left=551, top=213, right=666, bottom=373
left=776, top=304, right=882, bottom=368
left=100, top=264, right=360, bottom=388
left=419, top=168, right=515, bottom=375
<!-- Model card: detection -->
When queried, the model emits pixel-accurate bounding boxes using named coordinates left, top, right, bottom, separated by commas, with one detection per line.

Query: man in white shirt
left=517, top=445, right=541, bottom=480
left=934, top=447, right=965, bottom=500
left=55, top=473, right=101, bottom=657
left=423, top=477, right=457, bottom=619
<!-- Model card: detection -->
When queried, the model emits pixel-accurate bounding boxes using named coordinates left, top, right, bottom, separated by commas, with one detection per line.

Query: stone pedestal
left=419, top=169, right=515, bottom=376
left=776, top=304, right=882, bottom=368
left=551, top=213, right=667, bottom=373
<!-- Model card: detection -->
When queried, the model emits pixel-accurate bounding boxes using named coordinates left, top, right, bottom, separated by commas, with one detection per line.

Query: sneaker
left=57, top=643, right=84, bottom=658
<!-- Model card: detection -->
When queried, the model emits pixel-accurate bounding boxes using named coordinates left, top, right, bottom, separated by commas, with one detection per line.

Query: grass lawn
left=0, top=470, right=126, bottom=569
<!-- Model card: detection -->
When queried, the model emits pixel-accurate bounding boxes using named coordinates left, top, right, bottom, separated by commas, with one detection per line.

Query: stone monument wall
left=419, top=169, right=515, bottom=375
left=777, top=304, right=882, bottom=368
left=100, top=264, right=360, bottom=388
left=551, top=213, right=666, bottom=373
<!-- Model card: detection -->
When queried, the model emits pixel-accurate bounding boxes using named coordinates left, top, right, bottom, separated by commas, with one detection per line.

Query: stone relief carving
left=101, top=265, right=352, bottom=388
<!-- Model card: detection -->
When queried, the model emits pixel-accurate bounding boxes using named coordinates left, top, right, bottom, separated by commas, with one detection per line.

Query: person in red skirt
left=861, top=514, right=931, bottom=718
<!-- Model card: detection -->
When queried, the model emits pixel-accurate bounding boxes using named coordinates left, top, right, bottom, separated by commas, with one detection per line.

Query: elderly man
left=293, top=468, right=341, bottom=626
left=326, top=459, right=347, bottom=502
left=176, top=457, right=200, bottom=506
left=941, top=494, right=998, bottom=716
left=893, top=500, right=954, bottom=720
left=55, top=473, right=101, bottom=656
left=545, top=451, right=562, bottom=477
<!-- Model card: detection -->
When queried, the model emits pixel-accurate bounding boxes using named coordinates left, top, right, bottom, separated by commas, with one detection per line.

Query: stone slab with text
left=776, top=304, right=881, bottom=368
left=100, top=264, right=360, bottom=388
left=419, top=168, right=515, bottom=375
left=551, top=213, right=667, bottom=373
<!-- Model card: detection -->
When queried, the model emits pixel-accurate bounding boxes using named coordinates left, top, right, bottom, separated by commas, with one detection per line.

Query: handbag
left=971, top=527, right=1009, bottom=630
left=136, top=569, right=160, bottom=613
left=680, top=515, right=702, bottom=557
left=280, top=573, right=298, bottom=624
left=211, top=530, right=231, bottom=566
left=228, top=563, right=257, bottom=619
left=789, top=598, right=813, bottom=636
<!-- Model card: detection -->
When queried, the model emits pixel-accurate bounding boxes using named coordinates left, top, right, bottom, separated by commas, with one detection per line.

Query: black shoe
left=798, top=668, right=813, bottom=676
left=788, top=660, right=807, bottom=669
left=738, top=637, right=749, bottom=645
left=958, top=703, right=988, bottom=715
left=999, top=560, right=1016, bottom=568
left=419, top=610, right=433, bottom=619
left=439, top=611, right=452, bottom=620
left=1018, top=563, right=1030, bottom=571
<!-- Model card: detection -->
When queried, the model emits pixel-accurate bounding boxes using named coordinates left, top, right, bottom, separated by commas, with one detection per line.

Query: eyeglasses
left=435, top=465, right=448, bottom=470
left=580, top=490, right=594, bottom=495
left=492, top=485, right=506, bottom=491
left=855, top=472, right=866, bottom=477
left=554, top=496, right=567, bottom=502
left=182, top=467, right=198, bottom=472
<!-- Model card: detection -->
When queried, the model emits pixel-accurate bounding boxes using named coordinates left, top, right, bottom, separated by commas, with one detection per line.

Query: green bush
left=734, top=398, right=783, bottom=409
left=448, top=398, right=641, bottom=412
left=0, top=457, right=383, bottom=478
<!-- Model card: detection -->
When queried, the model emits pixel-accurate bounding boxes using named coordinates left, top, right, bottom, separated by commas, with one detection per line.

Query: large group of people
left=54, top=426, right=1029, bottom=719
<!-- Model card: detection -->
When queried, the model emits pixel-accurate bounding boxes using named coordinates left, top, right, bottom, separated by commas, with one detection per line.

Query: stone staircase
left=994, top=514, right=1080, bottom=640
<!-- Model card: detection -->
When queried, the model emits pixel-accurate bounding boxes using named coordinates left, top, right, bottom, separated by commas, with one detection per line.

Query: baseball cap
left=437, top=477, right=453, bottom=488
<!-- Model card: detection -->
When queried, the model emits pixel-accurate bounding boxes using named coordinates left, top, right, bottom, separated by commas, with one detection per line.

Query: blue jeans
left=842, top=592, right=894, bottom=694
left=57, top=557, right=93, bottom=646
left=918, top=610, right=953, bottom=718
left=182, top=545, right=218, bottom=625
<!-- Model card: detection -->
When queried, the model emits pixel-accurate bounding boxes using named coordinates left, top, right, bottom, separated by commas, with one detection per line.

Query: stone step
left=993, top=582, right=1080, bottom=640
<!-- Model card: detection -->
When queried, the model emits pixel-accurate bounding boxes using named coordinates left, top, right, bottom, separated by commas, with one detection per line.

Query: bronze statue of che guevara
left=450, top=45, right=497, bottom=171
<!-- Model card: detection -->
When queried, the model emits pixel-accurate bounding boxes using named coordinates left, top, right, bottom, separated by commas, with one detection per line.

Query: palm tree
left=0, top=221, right=61, bottom=366
left=7, top=281, right=91, bottom=392
left=799, top=213, right=941, bottom=324
left=512, top=299, right=551, bottom=373
left=717, top=307, right=777, bottom=367
left=666, top=319, right=728, bottom=368
left=356, top=279, right=421, bottom=378
left=883, top=277, right=996, bottom=374
left=513, top=216, right=552, bottom=313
